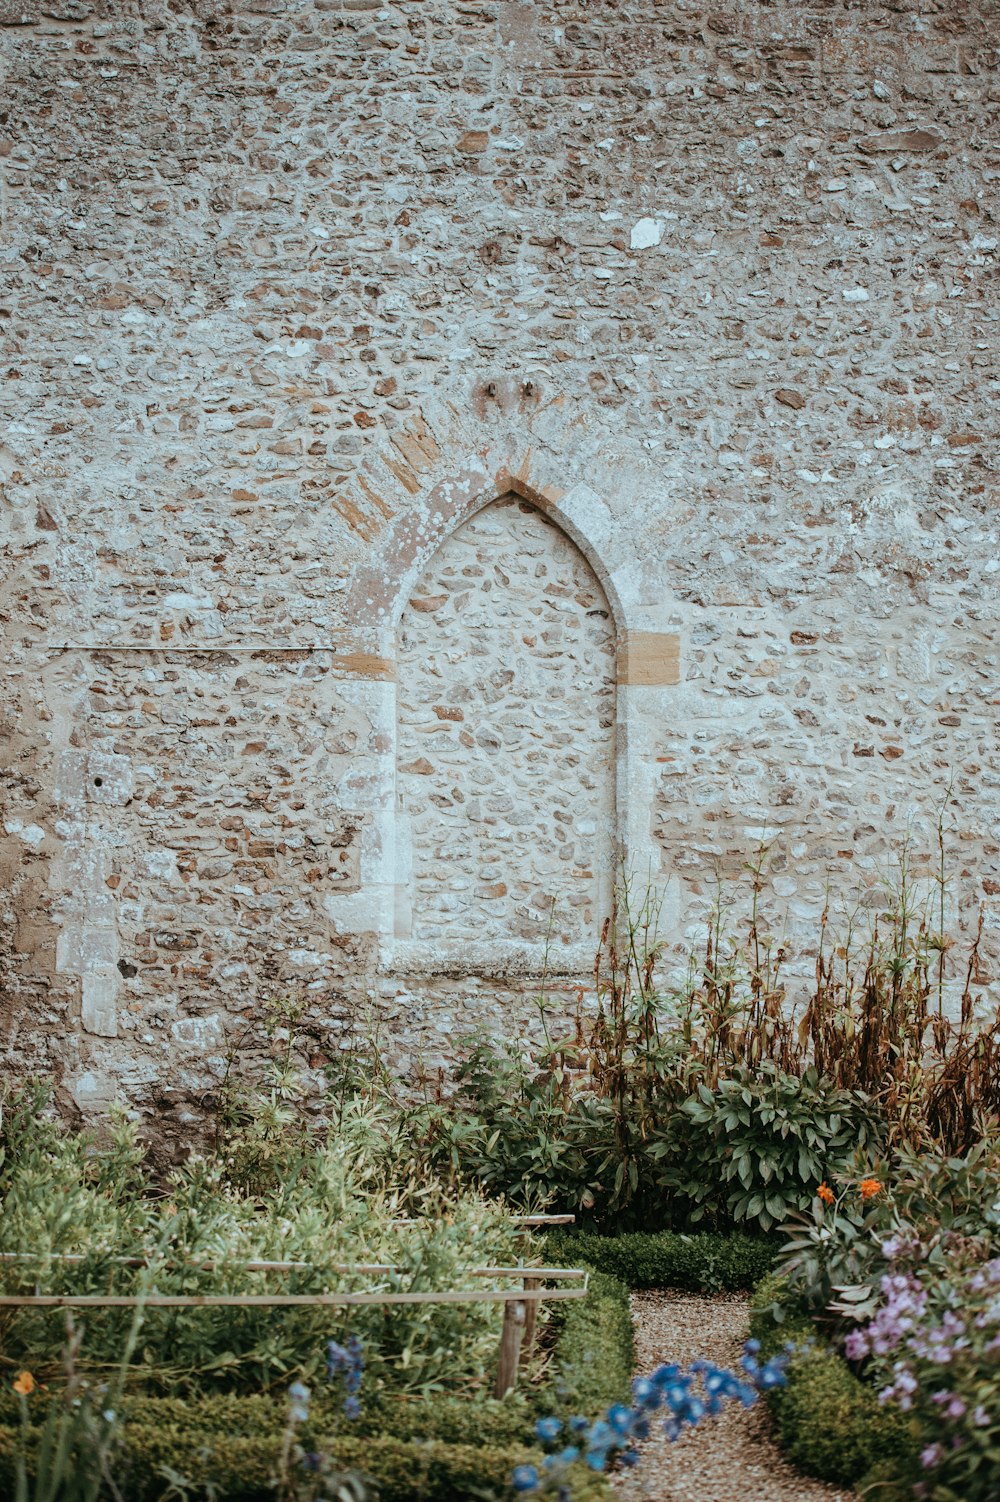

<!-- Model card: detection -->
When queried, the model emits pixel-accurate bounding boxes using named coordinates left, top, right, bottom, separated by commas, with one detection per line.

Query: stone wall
left=1, top=0, right=998, bottom=1120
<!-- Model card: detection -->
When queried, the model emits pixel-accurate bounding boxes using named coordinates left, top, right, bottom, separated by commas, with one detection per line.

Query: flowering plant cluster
left=771, top=1167, right=898, bottom=1322
left=843, top=1240, right=1000, bottom=1501
left=326, top=1336, right=365, bottom=1421
left=509, top=1340, right=789, bottom=1496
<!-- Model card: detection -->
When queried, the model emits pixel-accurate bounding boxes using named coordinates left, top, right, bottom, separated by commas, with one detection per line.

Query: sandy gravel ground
left=610, top=1290, right=856, bottom=1502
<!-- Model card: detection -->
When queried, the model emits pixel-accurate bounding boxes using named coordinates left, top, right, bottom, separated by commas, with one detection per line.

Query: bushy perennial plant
left=762, top=1145, right=1000, bottom=1500
left=844, top=1245, right=1000, bottom=1501
left=0, top=1082, right=527, bottom=1400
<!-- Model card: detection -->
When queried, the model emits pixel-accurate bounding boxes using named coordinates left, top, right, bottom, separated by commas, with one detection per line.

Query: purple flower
left=844, top=1329, right=870, bottom=1361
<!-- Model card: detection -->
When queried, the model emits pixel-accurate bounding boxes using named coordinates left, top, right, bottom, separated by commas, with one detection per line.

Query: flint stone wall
left=396, top=495, right=616, bottom=968
left=1, top=0, right=999, bottom=1126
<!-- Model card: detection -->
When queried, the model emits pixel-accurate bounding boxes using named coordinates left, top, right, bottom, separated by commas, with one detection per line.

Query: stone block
left=620, top=633, right=681, bottom=687
left=82, top=966, right=119, bottom=1037
left=85, top=751, right=133, bottom=806
left=70, top=1070, right=117, bottom=1112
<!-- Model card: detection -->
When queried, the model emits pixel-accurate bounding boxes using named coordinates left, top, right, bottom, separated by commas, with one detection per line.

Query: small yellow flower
left=12, top=1371, right=35, bottom=1397
left=859, top=1177, right=883, bottom=1201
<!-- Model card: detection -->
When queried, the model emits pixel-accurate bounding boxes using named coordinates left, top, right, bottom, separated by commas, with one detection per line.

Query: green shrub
left=550, top=1228, right=776, bottom=1292
left=648, top=1065, right=883, bottom=1233
left=766, top=1343, right=915, bottom=1488
left=749, top=1277, right=917, bottom=1491
left=0, top=1083, right=527, bottom=1399
left=0, top=1263, right=631, bottom=1499
left=747, top=1270, right=814, bottom=1350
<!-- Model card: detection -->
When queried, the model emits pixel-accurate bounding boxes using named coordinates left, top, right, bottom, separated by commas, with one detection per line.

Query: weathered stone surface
left=0, top=1, right=998, bottom=1113
left=394, top=496, right=615, bottom=971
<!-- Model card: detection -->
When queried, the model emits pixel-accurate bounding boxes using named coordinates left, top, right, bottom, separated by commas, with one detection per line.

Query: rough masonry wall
left=396, top=496, right=615, bottom=964
left=0, top=0, right=998, bottom=1121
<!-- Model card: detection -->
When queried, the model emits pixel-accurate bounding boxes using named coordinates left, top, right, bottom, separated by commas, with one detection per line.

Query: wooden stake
left=494, top=1297, right=526, bottom=1398
left=521, top=1275, right=541, bottom=1357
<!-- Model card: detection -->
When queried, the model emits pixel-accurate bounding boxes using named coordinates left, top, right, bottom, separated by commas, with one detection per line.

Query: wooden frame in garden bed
left=0, top=1253, right=588, bottom=1397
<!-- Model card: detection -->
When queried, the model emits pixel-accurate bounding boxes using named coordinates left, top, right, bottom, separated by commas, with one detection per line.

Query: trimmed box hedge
left=547, top=1227, right=777, bottom=1292
left=749, top=1272, right=918, bottom=1493
left=0, top=1421, right=569, bottom=1502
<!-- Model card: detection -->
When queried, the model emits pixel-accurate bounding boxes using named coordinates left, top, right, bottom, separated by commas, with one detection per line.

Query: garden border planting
left=0, top=1268, right=633, bottom=1500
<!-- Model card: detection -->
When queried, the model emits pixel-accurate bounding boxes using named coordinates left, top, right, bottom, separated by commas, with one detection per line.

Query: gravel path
left=610, top=1290, right=855, bottom=1502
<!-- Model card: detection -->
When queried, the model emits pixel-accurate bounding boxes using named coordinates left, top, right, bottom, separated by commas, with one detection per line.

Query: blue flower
left=569, top=1415, right=589, bottom=1434
left=287, top=1381, right=310, bottom=1424
left=631, top=1376, right=658, bottom=1407
left=512, top=1463, right=540, bottom=1492
left=607, top=1403, right=633, bottom=1435
left=327, top=1335, right=365, bottom=1416
left=587, top=1420, right=613, bottom=1450
left=535, top=1415, right=563, bottom=1444
left=664, top=1381, right=690, bottom=1412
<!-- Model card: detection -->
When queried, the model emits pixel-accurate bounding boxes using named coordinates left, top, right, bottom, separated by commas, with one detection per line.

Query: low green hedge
left=749, top=1273, right=918, bottom=1492
left=540, top=1268, right=633, bottom=1420
left=548, top=1227, right=776, bottom=1292
left=0, top=1421, right=577, bottom=1502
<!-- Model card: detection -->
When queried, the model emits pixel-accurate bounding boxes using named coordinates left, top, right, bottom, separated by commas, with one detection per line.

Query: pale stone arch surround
left=332, top=455, right=683, bottom=980
left=394, top=494, right=617, bottom=975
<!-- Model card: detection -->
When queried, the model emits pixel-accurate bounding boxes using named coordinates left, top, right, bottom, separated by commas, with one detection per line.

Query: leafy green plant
left=649, top=1065, right=882, bottom=1234
left=772, top=1138, right=1000, bottom=1327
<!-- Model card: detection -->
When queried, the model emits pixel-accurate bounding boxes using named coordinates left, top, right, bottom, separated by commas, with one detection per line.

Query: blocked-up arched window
left=393, top=493, right=617, bottom=973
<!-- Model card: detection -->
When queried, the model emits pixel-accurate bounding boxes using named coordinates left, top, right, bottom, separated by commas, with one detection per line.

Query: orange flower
left=817, top=1182, right=835, bottom=1205
left=859, top=1177, right=882, bottom=1200
left=12, top=1371, right=35, bottom=1397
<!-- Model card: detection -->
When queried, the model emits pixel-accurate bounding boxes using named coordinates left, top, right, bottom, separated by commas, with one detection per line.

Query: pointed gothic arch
left=333, top=454, right=680, bottom=983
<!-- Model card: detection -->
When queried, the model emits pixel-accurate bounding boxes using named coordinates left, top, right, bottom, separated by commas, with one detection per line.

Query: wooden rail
left=0, top=1255, right=582, bottom=1279
left=0, top=1240, right=585, bottom=1396
left=0, top=1286, right=586, bottom=1309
